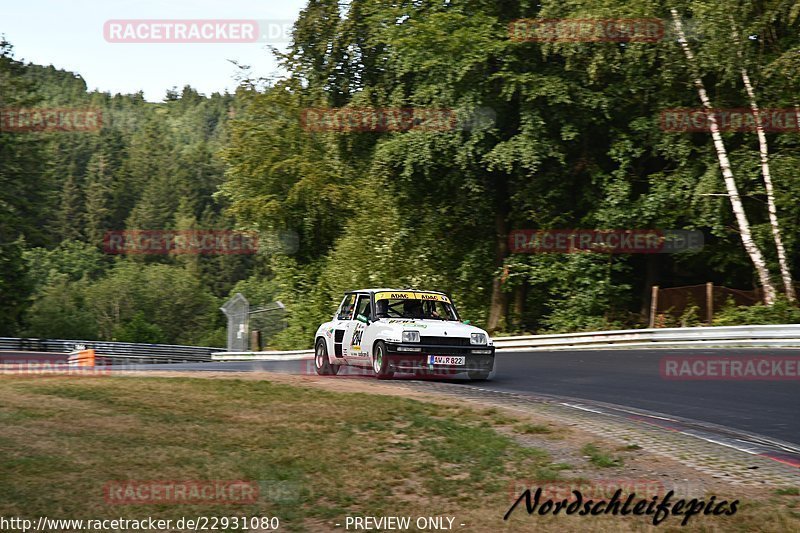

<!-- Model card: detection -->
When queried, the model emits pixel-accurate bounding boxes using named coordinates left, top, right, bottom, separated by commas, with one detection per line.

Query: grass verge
left=0, top=375, right=797, bottom=532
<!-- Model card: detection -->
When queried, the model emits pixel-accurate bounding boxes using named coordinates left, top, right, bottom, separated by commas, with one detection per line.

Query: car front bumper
left=384, top=342, right=495, bottom=375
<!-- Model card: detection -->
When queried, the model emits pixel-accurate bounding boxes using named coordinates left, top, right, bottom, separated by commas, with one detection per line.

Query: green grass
left=1, top=375, right=797, bottom=532
left=516, top=423, right=553, bottom=435
left=581, top=443, right=624, bottom=468
left=0, top=376, right=550, bottom=531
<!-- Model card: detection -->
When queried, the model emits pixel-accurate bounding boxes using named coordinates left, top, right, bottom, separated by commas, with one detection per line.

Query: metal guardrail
left=0, top=337, right=217, bottom=364
left=211, top=324, right=800, bottom=360
left=492, top=324, right=800, bottom=351
left=6, top=324, right=798, bottom=366
left=213, top=324, right=800, bottom=361
left=212, top=350, right=314, bottom=361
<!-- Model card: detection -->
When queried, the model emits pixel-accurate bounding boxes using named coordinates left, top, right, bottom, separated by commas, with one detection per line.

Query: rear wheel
left=315, top=338, right=339, bottom=376
left=372, top=341, right=394, bottom=379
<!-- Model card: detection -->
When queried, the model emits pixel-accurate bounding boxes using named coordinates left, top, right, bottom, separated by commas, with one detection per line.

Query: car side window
left=354, top=295, right=371, bottom=319
left=337, top=294, right=357, bottom=321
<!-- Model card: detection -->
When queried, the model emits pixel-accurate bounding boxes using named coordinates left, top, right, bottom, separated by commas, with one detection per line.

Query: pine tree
left=84, top=153, right=113, bottom=246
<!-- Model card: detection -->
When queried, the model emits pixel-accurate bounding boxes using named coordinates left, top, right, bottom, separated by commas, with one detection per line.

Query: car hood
left=378, top=319, right=491, bottom=342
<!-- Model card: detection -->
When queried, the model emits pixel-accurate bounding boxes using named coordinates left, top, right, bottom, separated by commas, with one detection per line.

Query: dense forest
left=0, top=40, right=244, bottom=346
left=3, top=0, right=800, bottom=349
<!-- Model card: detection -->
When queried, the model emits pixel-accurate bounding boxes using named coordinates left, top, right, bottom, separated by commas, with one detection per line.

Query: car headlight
left=402, top=330, right=420, bottom=343
left=470, top=333, right=487, bottom=345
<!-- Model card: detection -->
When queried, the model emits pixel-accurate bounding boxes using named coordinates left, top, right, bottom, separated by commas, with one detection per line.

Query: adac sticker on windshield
left=374, top=291, right=450, bottom=303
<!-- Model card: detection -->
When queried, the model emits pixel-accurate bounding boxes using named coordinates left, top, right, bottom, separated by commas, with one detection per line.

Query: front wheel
left=372, top=341, right=394, bottom=379
left=315, top=338, right=339, bottom=376
left=468, top=371, right=491, bottom=381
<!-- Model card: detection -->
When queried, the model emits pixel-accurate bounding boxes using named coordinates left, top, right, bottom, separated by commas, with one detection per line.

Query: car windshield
left=373, top=292, right=459, bottom=321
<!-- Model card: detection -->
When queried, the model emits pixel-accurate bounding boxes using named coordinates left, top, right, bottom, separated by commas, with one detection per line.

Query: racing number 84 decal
left=351, top=324, right=364, bottom=350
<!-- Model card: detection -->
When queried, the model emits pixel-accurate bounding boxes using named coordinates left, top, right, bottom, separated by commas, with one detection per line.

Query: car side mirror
left=462, top=319, right=471, bottom=325
left=356, top=314, right=370, bottom=324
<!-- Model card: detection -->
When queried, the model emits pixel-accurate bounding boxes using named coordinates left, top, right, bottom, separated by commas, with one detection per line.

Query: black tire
left=372, top=341, right=394, bottom=379
left=314, top=338, right=339, bottom=376
left=468, top=371, right=491, bottom=381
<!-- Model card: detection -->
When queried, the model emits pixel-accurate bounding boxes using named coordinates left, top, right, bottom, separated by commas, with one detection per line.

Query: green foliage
left=216, top=0, right=800, bottom=346
left=507, top=253, right=632, bottom=334
left=6, top=0, right=800, bottom=347
left=22, top=260, right=221, bottom=345
left=228, top=275, right=280, bottom=308
left=713, top=296, right=800, bottom=326
left=84, top=261, right=219, bottom=345
left=1, top=43, right=247, bottom=344
left=1, top=41, right=42, bottom=334
left=112, top=311, right=167, bottom=344
left=23, top=274, right=97, bottom=340
left=679, top=303, right=704, bottom=327
left=0, top=239, right=33, bottom=335
left=23, top=240, right=106, bottom=291
left=194, top=327, right=227, bottom=349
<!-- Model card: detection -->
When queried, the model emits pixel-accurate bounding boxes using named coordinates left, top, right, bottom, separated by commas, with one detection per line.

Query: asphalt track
left=4, top=348, right=798, bottom=447
left=489, top=349, right=799, bottom=445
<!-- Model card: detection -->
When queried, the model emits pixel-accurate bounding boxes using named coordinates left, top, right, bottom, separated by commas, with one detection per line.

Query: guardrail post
left=706, top=282, right=714, bottom=325
left=649, top=285, right=659, bottom=328
left=250, top=330, right=262, bottom=352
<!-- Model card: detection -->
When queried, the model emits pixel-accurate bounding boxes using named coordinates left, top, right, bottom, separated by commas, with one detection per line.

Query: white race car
left=313, top=288, right=495, bottom=380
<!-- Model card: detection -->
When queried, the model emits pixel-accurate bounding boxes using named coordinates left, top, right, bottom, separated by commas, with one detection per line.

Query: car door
left=343, top=293, right=371, bottom=365
left=331, top=293, right=357, bottom=361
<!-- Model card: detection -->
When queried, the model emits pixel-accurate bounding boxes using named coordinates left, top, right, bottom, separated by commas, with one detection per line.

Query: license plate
left=427, top=355, right=465, bottom=366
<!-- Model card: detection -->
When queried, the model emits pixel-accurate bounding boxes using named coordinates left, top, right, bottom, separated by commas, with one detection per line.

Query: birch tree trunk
left=739, top=66, right=796, bottom=301
left=733, top=25, right=796, bottom=301
left=670, top=8, right=777, bottom=304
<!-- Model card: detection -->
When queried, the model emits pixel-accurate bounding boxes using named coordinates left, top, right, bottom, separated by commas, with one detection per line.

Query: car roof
left=349, top=288, right=447, bottom=295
